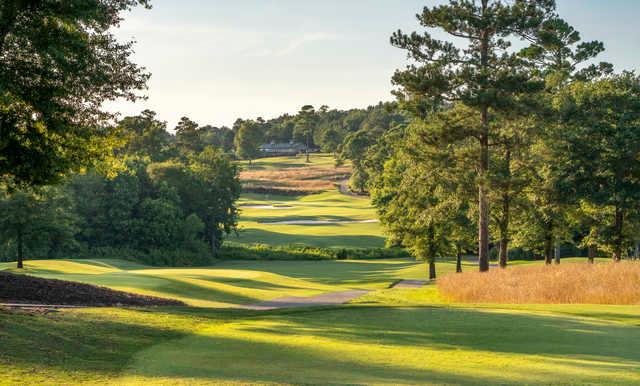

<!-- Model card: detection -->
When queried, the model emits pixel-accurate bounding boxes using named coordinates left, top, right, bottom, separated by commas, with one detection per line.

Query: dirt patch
left=0, top=271, right=184, bottom=307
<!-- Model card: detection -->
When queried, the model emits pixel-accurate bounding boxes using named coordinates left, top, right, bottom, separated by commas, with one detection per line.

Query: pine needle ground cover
left=1, top=258, right=639, bottom=385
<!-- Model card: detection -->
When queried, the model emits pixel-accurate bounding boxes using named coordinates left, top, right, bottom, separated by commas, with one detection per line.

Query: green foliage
left=554, top=73, right=640, bottom=259
left=0, top=148, right=240, bottom=266
left=119, top=110, right=175, bottom=161
left=234, top=120, right=264, bottom=162
left=389, top=0, right=557, bottom=270
left=0, top=186, right=78, bottom=266
left=0, top=0, right=149, bottom=187
left=218, top=243, right=410, bottom=261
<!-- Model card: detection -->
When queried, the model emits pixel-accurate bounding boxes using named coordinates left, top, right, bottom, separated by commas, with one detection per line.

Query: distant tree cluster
left=1, top=108, right=241, bottom=267
left=365, top=0, right=640, bottom=277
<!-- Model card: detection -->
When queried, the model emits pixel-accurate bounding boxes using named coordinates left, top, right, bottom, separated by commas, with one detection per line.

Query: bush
left=218, top=243, right=410, bottom=261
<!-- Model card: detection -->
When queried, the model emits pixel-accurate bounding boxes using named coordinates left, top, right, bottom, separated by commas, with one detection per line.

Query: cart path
left=390, top=279, right=429, bottom=289
left=241, top=289, right=370, bottom=310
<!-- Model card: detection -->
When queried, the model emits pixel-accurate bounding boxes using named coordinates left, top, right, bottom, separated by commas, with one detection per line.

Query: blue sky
left=107, top=0, right=640, bottom=129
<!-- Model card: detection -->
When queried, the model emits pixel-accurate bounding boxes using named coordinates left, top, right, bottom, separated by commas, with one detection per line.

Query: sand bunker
left=260, top=219, right=379, bottom=225
left=240, top=205, right=292, bottom=210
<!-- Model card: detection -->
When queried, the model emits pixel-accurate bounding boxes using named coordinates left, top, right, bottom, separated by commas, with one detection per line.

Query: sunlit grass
left=236, top=190, right=385, bottom=248
left=0, top=258, right=428, bottom=307
left=2, top=258, right=640, bottom=384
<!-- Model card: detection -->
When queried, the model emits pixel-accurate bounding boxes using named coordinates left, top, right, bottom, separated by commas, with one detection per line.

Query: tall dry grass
left=241, top=166, right=351, bottom=193
left=438, top=261, right=640, bottom=304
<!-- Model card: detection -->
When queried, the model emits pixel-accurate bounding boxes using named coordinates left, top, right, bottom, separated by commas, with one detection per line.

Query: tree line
left=349, top=0, right=640, bottom=278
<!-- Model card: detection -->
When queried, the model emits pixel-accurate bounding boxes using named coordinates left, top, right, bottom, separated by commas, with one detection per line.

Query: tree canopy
left=0, top=0, right=150, bottom=187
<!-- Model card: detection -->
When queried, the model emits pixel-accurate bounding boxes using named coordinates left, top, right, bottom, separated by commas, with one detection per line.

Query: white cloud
left=245, top=32, right=341, bottom=57
left=276, top=32, right=341, bottom=56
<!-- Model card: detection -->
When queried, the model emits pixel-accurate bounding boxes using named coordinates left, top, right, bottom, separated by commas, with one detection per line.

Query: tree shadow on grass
left=125, top=306, right=640, bottom=385
left=3, top=305, right=639, bottom=384
left=0, top=308, right=186, bottom=383
left=249, top=306, right=640, bottom=362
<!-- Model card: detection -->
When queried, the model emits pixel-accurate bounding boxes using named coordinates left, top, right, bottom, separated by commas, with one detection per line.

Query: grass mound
left=0, top=271, right=185, bottom=307
left=438, top=261, right=640, bottom=304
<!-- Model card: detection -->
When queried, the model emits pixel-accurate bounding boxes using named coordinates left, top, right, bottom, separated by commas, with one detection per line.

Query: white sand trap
left=260, top=219, right=379, bottom=225
left=240, top=205, right=292, bottom=210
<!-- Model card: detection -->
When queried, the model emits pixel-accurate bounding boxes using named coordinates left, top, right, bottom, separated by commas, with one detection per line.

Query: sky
left=106, top=0, right=640, bottom=129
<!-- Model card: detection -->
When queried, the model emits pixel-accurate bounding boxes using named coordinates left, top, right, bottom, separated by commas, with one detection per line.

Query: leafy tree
left=295, top=105, right=316, bottom=163
left=0, top=0, right=149, bottom=187
left=119, top=110, right=174, bottom=161
left=188, top=147, right=241, bottom=254
left=391, top=0, right=554, bottom=271
left=372, top=119, right=475, bottom=279
left=555, top=73, right=640, bottom=261
left=234, top=120, right=263, bottom=165
left=515, top=16, right=610, bottom=264
left=200, top=125, right=235, bottom=153
left=175, top=116, right=202, bottom=155
left=0, top=187, right=77, bottom=268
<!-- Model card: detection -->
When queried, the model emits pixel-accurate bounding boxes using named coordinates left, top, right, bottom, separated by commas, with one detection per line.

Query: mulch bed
left=0, top=271, right=185, bottom=307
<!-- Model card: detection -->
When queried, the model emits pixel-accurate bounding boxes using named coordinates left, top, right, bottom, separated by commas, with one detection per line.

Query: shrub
left=218, top=243, right=410, bottom=261
left=438, top=261, right=640, bottom=304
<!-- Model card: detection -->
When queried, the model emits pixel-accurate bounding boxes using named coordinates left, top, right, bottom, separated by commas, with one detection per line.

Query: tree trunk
left=634, top=241, right=640, bottom=260
left=588, top=245, right=596, bottom=264
left=17, top=228, right=24, bottom=269
left=478, top=128, right=489, bottom=272
left=613, top=206, right=623, bottom=262
left=428, top=260, right=436, bottom=280
left=543, top=220, right=553, bottom=265
left=499, top=147, right=511, bottom=269
left=456, top=246, right=463, bottom=273
left=305, top=131, right=310, bottom=163
left=477, top=3, right=490, bottom=273
left=554, top=242, right=561, bottom=265
left=210, top=226, right=218, bottom=257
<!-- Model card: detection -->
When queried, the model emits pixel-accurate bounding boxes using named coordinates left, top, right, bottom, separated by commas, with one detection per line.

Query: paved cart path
left=391, top=279, right=429, bottom=289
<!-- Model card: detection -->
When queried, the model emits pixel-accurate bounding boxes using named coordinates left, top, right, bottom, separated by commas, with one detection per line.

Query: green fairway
left=238, top=153, right=341, bottom=170
left=233, top=154, right=386, bottom=249
left=234, top=191, right=386, bottom=248
left=0, top=258, right=430, bottom=307
left=2, top=258, right=639, bottom=385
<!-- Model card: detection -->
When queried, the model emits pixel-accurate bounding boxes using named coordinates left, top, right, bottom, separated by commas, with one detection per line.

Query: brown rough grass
left=438, top=261, right=640, bottom=304
left=240, top=166, right=351, bottom=193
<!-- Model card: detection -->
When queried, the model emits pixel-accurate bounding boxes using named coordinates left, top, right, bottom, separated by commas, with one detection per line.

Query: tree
left=516, top=16, right=610, bottom=264
left=119, top=110, right=174, bottom=161
left=0, top=0, right=149, bottom=187
left=296, top=105, right=316, bottom=163
left=188, top=147, right=241, bottom=254
left=234, top=120, right=263, bottom=165
left=391, top=0, right=554, bottom=271
left=555, top=73, right=640, bottom=261
left=175, top=116, right=201, bottom=155
left=0, top=187, right=77, bottom=268
left=200, top=125, right=235, bottom=153
left=372, top=118, right=476, bottom=279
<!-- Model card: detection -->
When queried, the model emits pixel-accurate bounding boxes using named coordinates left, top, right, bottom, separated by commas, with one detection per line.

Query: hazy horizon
left=106, top=0, right=640, bottom=130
